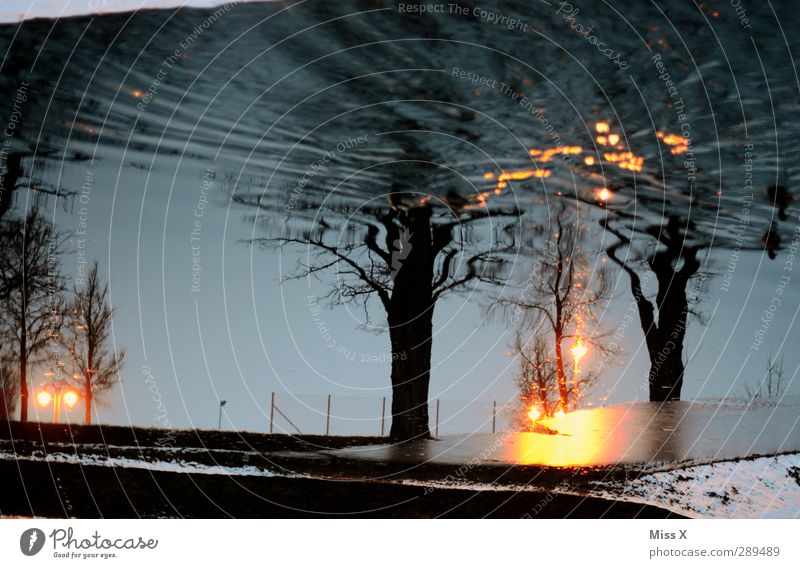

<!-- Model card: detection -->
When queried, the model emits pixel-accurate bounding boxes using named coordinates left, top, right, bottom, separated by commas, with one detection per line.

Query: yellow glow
left=570, top=337, right=588, bottom=360
left=36, top=391, right=52, bottom=407
left=584, top=156, right=595, bottom=166
left=595, top=122, right=610, bottom=133
left=607, top=133, right=620, bottom=145
left=554, top=408, right=566, bottom=418
left=596, top=136, right=608, bottom=145
left=603, top=151, right=644, bottom=172
left=482, top=172, right=495, bottom=180
left=596, top=187, right=612, bottom=202
left=497, top=169, right=551, bottom=182
left=63, top=391, right=79, bottom=408
left=527, top=406, right=541, bottom=422
left=657, top=131, right=689, bottom=154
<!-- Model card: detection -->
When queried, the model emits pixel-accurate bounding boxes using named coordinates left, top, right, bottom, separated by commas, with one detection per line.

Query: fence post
left=492, top=400, right=497, bottom=434
left=269, top=392, right=275, bottom=434
left=435, top=399, right=440, bottom=438
left=326, top=394, right=331, bottom=436
left=380, top=396, right=386, bottom=437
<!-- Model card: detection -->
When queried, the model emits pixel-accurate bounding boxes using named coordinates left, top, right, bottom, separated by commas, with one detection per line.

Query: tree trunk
left=388, top=315, right=433, bottom=441
left=84, top=381, right=92, bottom=425
left=19, top=335, right=27, bottom=422
left=554, top=338, right=568, bottom=411
left=388, top=207, right=435, bottom=442
left=647, top=261, right=690, bottom=402
left=648, top=345, right=685, bottom=402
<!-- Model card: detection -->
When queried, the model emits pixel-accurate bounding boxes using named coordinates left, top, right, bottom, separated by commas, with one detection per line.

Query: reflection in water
left=349, top=401, right=800, bottom=468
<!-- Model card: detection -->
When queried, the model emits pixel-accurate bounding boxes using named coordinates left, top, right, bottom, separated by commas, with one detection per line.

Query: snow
left=395, top=453, right=800, bottom=518
left=0, top=449, right=293, bottom=478
left=590, top=453, right=800, bottom=519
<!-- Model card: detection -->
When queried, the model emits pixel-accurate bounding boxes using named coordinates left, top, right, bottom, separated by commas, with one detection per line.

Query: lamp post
left=570, top=336, right=588, bottom=410
left=218, top=400, right=227, bottom=430
left=35, top=381, right=79, bottom=424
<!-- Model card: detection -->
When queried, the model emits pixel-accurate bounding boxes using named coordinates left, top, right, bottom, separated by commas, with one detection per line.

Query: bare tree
left=499, top=201, right=613, bottom=411
left=602, top=215, right=709, bottom=402
left=744, top=353, right=786, bottom=401
left=0, top=211, right=66, bottom=422
left=513, top=334, right=557, bottom=419
left=62, top=262, right=125, bottom=425
left=243, top=191, right=518, bottom=442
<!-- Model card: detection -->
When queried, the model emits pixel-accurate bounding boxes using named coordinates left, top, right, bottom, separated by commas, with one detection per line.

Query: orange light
left=132, top=90, right=143, bottom=98
left=570, top=337, right=588, bottom=360
left=584, top=156, right=595, bottom=166
left=595, top=122, right=610, bottom=133
left=63, top=391, right=79, bottom=409
left=607, top=133, right=620, bottom=145
left=597, top=187, right=612, bottom=202
left=482, top=172, right=495, bottom=180
left=36, top=391, right=52, bottom=407
left=596, top=136, right=608, bottom=145
left=527, top=406, right=541, bottom=422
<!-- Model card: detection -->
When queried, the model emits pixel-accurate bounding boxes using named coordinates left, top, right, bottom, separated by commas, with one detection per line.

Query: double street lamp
left=36, top=381, right=79, bottom=424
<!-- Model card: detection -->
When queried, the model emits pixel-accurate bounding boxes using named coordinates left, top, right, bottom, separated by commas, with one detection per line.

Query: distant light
left=36, top=391, right=52, bottom=407
left=607, top=133, right=620, bottom=145
left=597, top=187, right=612, bottom=202
left=584, top=156, right=595, bottom=166
left=595, top=122, right=610, bottom=133
left=482, top=172, right=494, bottom=180
left=63, top=391, right=79, bottom=408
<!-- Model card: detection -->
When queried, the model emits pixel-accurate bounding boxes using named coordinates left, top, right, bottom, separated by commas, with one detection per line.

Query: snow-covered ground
left=395, top=453, right=800, bottom=518
left=591, top=453, right=800, bottom=519
left=0, top=449, right=289, bottom=478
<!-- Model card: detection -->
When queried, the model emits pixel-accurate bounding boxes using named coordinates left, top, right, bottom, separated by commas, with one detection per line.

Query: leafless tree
left=0, top=211, right=66, bottom=421
left=602, top=215, right=710, bottom=402
left=499, top=201, right=614, bottom=411
left=241, top=188, right=519, bottom=441
left=744, top=353, right=786, bottom=401
left=62, top=262, right=125, bottom=425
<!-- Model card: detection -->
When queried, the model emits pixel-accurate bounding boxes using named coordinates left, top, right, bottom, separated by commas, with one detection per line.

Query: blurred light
left=595, top=122, right=610, bottom=133
left=607, top=133, right=620, bottom=145
left=36, top=391, right=52, bottom=407
left=63, top=391, right=79, bottom=409
left=571, top=337, right=588, bottom=360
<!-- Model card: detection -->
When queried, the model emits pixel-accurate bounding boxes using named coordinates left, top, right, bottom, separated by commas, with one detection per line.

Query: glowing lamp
left=570, top=337, right=588, bottom=361
left=36, top=391, right=52, bottom=407
left=63, top=391, right=79, bottom=408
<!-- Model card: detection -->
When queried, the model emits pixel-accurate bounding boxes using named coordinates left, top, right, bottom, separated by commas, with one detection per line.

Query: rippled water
left=2, top=1, right=798, bottom=236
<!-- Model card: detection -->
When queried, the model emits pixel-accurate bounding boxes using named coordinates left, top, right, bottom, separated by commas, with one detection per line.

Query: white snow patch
left=591, top=453, right=800, bottom=518
left=0, top=450, right=295, bottom=478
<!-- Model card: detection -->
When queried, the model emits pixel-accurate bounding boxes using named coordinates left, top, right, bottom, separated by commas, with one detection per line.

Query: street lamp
left=218, top=400, right=227, bottom=430
left=35, top=381, right=79, bottom=424
left=570, top=337, right=589, bottom=410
